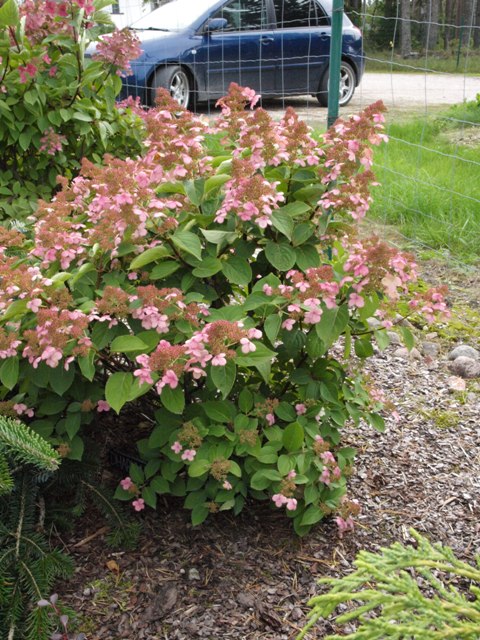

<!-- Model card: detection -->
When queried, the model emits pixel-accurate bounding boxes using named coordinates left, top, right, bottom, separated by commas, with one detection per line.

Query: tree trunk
left=424, top=0, right=441, bottom=49
left=474, top=0, right=480, bottom=47
left=400, top=0, right=412, bottom=55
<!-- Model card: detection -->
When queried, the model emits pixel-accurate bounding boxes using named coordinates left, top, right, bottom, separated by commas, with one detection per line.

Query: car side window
left=273, top=0, right=330, bottom=28
left=211, top=0, right=268, bottom=31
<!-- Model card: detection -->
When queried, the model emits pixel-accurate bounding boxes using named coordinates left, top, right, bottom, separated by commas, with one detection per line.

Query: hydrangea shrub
left=0, top=0, right=144, bottom=219
left=0, top=86, right=448, bottom=535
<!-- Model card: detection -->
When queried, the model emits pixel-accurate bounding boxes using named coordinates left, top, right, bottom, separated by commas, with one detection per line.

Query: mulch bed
left=57, top=261, right=480, bottom=640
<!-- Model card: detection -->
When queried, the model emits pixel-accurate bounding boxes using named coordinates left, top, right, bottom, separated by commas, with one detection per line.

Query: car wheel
left=150, top=66, right=192, bottom=109
left=316, top=61, right=356, bottom=108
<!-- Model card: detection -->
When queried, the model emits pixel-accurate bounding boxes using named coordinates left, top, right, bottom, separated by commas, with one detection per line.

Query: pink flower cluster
left=93, top=29, right=142, bottom=77
left=39, top=128, right=67, bottom=156
left=272, top=494, right=298, bottom=511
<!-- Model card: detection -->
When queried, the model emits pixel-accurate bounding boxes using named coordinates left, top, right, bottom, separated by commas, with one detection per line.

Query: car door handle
left=260, top=36, right=274, bottom=44
left=319, top=32, right=330, bottom=40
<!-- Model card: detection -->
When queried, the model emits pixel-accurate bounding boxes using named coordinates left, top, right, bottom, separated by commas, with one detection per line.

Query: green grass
left=369, top=102, right=480, bottom=262
left=364, top=49, right=480, bottom=75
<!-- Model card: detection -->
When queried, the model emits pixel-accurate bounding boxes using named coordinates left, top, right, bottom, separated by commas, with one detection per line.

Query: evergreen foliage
left=298, top=529, right=480, bottom=639
left=0, top=416, right=73, bottom=640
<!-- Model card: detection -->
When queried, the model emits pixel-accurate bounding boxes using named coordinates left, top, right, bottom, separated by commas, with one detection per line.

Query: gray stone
left=393, top=347, right=422, bottom=360
left=448, top=356, right=480, bottom=379
left=422, top=341, right=439, bottom=357
left=188, top=568, right=201, bottom=581
left=447, top=376, right=467, bottom=392
left=448, top=344, right=479, bottom=361
left=387, top=331, right=402, bottom=345
left=367, top=318, right=382, bottom=330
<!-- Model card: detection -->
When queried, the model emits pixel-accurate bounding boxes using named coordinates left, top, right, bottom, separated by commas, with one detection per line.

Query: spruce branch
left=0, top=417, right=60, bottom=473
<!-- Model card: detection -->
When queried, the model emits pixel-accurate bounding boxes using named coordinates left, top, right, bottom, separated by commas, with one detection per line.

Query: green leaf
left=191, top=503, right=209, bottom=526
left=144, top=459, right=161, bottom=479
left=161, top=386, right=185, bottom=415
left=235, top=343, right=276, bottom=367
left=277, top=455, right=292, bottom=476
left=369, top=413, right=386, bottom=432
left=264, top=314, right=282, bottom=345
left=275, top=402, right=296, bottom=422
left=142, top=486, right=157, bottom=509
left=210, top=360, right=236, bottom=399
left=300, top=504, right=324, bottom=526
left=150, top=476, right=170, bottom=494
left=150, top=261, right=181, bottom=280
left=238, top=388, right=253, bottom=413
left=192, top=257, right=222, bottom=278
left=203, top=400, right=235, bottom=423
left=315, top=305, right=349, bottom=350
left=184, top=179, right=205, bottom=206
left=250, top=468, right=282, bottom=490
left=38, top=395, right=68, bottom=416
left=105, top=372, right=133, bottom=414
left=291, top=222, right=314, bottom=247
left=271, top=210, right=294, bottom=240
left=354, top=337, right=374, bottom=358
left=265, top=241, right=297, bottom=271
left=68, top=435, right=84, bottom=461
left=172, top=230, right=202, bottom=260
left=204, top=174, right=230, bottom=193
left=0, top=357, right=19, bottom=390
left=228, top=460, right=242, bottom=477
left=188, top=458, right=211, bottom=477
left=295, top=244, right=320, bottom=270
left=278, top=201, right=310, bottom=217
left=283, top=422, right=304, bottom=452
left=78, top=350, right=96, bottom=381
left=400, top=326, right=415, bottom=350
left=0, top=0, right=19, bottom=27
left=200, top=229, right=237, bottom=245
left=65, top=412, right=81, bottom=440
left=49, top=364, right=75, bottom=395
left=130, top=246, right=171, bottom=270
left=221, top=256, right=252, bottom=286
left=110, top=335, right=149, bottom=353
left=375, top=329, right=391, bottom=351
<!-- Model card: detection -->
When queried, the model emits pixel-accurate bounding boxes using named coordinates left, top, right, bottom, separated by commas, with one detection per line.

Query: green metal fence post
left=327, top=0, right=345, bottom=128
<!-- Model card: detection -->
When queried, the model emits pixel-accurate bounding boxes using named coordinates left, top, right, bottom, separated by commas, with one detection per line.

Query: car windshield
left=132, top=0, right=218, bottom=31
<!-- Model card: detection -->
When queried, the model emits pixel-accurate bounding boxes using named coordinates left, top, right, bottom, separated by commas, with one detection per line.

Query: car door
left=197, top=0, right=276, bottom=98
left=272, top=0, right=331, bottom=95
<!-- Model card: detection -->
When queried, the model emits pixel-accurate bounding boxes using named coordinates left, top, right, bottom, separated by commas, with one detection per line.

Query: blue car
left=124, top=0, right=364, bottom=109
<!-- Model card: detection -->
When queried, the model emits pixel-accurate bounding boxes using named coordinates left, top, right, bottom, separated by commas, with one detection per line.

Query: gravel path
left=60, top=261, right=480, bottom=640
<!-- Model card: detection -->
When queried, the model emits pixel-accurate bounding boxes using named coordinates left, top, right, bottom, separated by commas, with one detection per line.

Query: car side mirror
left=204, top=17, right=228, bottom=33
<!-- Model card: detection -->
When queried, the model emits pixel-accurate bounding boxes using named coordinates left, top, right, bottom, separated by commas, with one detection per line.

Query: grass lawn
left=364, top=49, right=480, bottom=75
left=369, top=101, right=480, bottom=262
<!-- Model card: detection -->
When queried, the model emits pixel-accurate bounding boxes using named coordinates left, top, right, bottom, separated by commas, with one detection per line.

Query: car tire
left=316, top=61, right=356, bottom=108
left=150, top=65, right=192, bottom=109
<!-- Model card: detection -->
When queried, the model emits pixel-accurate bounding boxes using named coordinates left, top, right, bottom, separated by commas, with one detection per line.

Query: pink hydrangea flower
left=240, top=338, right=256, bottom=354
left=13, top=403, right=34, bottom=418
left=282, top=318, right=295, bottom=331
left=223, top=480, right=232, bottom=490
left=286, top=498, right=298, bottom=511
left=132, top=498, right=145, bottom=512
left=265, top=413, right=275, bottom=426
left=181, top=449, right=196, bottom=462
left=321, top=451, right=336, bottom=465
left=171, top=441, right=183, bottom=454
left=120, top=477, right=133, bottom=491
left=287, top=470, right=297, bottom=479
left=26, top=298, right=42, bottom=313
left=335, top=515, right=355, bottom=536
left=211, top=353, right=227, bottom=366
left=320, top=468, right=331, bottom=485
left=97, top=400, right=110, bottom=412
left=295, top=403, right=306, bottom=415
left=272, top=493, right=288, bottom=508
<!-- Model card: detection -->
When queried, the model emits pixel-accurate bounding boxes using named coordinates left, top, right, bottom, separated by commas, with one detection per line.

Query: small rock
left=387, top=331, right=401, bottom=345
left=367, top=318, right=382, bottom=330
left=82, top=587, right=92, bottom=597
left=425, top=331, right=438, bottom=339
left=188, top=568, right=201, bottom=581
left=290, top=607, right=303, bottom=621
left=448, top=344, right=479, bottom=361
left=237, top=592, right=254, bottom=608
left=422, top=341, right=439, bottom=357
left=393, top=347, right=422, bottom=360
left=448, top=356, right=480, bottom=379
left=447, top=376, right=467, bottom=392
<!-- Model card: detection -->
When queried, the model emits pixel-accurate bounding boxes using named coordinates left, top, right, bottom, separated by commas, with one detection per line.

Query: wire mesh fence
left=118, top=0, right=480, bottom=259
